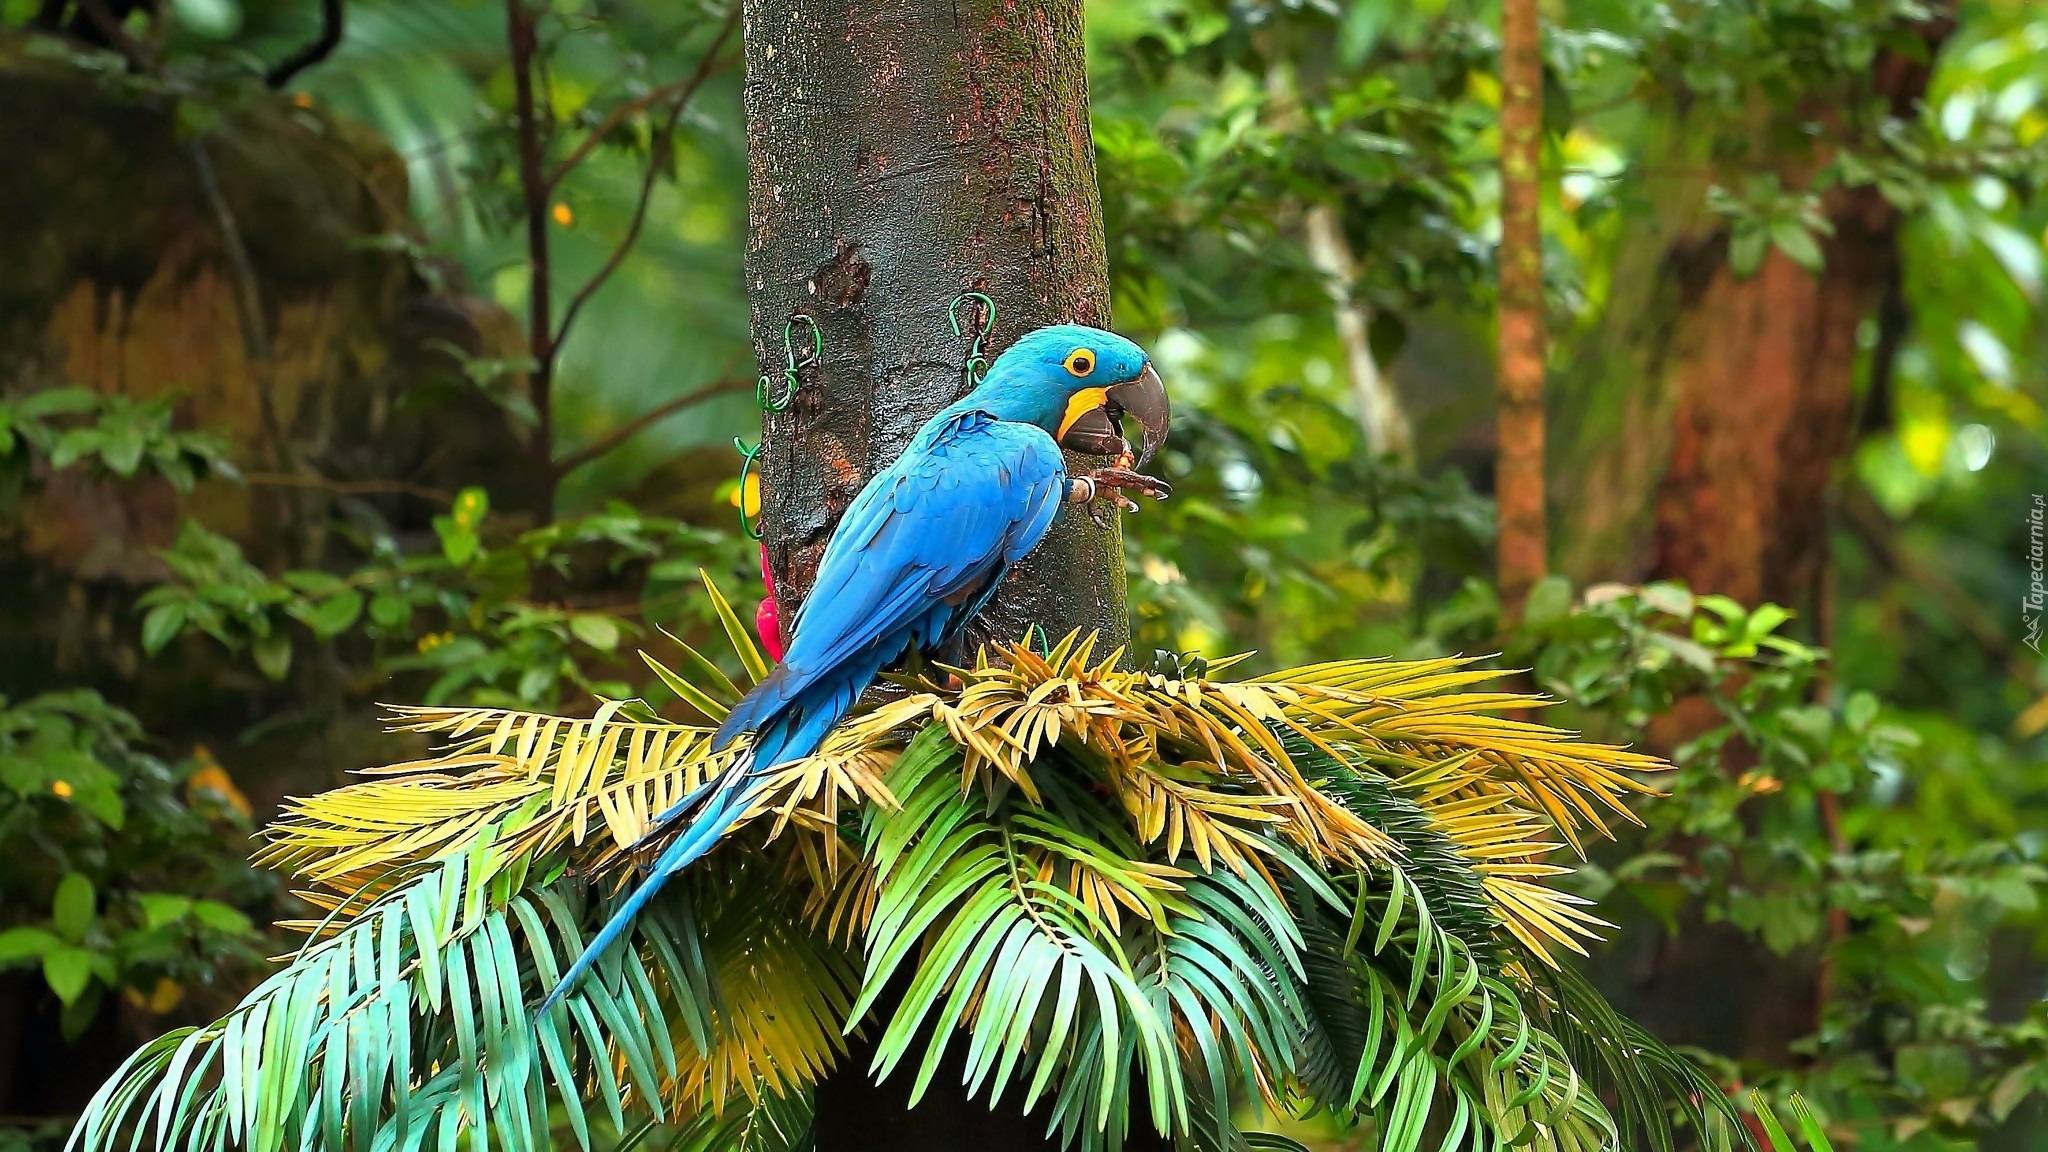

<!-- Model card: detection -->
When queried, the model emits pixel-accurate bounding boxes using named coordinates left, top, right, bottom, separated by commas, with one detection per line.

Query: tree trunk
left=742, top=0, right=1127, bottom=658
left=1495, top=0, right=1547, bottom=618
left=1548, top=172, right=1905, bottom=620
left=1549, top=23, right=1951, bottom=620
left=737, top=0, right=1157, bottom=1145
left=1550, top=16, right=1953, bottom=1067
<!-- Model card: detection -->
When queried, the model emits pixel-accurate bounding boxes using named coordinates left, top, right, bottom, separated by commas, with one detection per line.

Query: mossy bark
left=0, top=43, right=537, bottom=1115
left=0, top=50, right=535, bottom=724
left=1549, top=32, right=1947, bottom=623
left=1495, top=0, right=1547, bottom=617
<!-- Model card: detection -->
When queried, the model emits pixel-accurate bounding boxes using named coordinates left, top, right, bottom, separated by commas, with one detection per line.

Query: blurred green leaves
left=135, top=489, right=749, bottom=708
left=0, top=692, right=270, bottom=1038
left=0, top=388, right=235, bottom=506
left=1707, top=177, right=1836, bottom=277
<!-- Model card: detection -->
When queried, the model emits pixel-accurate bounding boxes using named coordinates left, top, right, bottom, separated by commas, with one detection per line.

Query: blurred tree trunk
left=1550, top=23, right=1952, bottom=621
left=0, top=56, right=534, bottom=700
left=737, top=0, right=1156, bottom=1146
left=1550, top=16, right=1954, bottom=1066
left=1495, top=0, right=1547, bottom=618
left=1304, top=204, right=1411, bottom=461
left=0, top=51, right=534, bottom=1114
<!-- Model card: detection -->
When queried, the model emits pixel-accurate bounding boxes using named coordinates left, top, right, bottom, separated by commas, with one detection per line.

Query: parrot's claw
left=1071, top=466, right=1165, bottom=528
left=1090, top=467, right=1173, bottom=501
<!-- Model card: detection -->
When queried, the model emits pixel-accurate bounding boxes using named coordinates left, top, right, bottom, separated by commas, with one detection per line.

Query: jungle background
left=0, top=0, right=2044, bottom=1149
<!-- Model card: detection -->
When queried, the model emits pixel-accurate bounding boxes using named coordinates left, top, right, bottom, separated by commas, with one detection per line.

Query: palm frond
left=71, top=843, right=852, bottom=1152
left=1529, top=962, right=1757, bottom=1152
left=854, top=728, right=1187, bottom=1150
left=1260, top=657, right=1661, bottom=854
left=1278, top=829, right=1610, bottom=1152
left=78, top=606, right=1735, bottom=1152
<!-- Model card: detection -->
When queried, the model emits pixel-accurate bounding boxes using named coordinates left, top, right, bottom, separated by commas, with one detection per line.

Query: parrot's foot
left=1069, top=467, right=1172, bottom=528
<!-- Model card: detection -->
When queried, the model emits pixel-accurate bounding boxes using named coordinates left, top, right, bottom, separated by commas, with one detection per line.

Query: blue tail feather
left=713, top=663, right=795, bottom=750
left=536, top=641, right=903, bottom=1013
left=538, top=763, right=754, bottom=1013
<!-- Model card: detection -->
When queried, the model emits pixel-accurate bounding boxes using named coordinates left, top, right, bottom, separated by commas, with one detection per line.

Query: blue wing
left=716, top=411, right=1067, bottom=765
left=540, top=412, right=1065, bottom=1012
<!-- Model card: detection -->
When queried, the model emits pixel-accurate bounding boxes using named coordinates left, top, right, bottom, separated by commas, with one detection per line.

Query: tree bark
left=742, top=0, right=1128, bottom=660
left=737, top=0, right=1155, bottom=1145
left=506, top=0, right=557, bottom=520
left=1495, top=0, right=1547, bottom=618
left=1549, top=169, right=1908, bottom=619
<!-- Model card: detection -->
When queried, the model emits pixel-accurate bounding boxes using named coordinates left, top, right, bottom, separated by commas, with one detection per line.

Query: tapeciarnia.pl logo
left=2027, top=494, right=2045, bottom=655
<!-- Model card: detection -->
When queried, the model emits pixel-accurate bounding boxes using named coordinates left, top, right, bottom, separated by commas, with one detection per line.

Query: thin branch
left=136, top=0, right=172, bottom=65
left=507, top=0, right=554, bottom=499
left=551, top=373, right=750, bottom=478
left=266, top=0, right=345, bottom=89
left=75, top=0, right=149, bottom=70
left=190, top=139, right=290, bottom=471
left=1303, top=203, right=1411, bottom=461
left=542, top=10, right=735, bottom=192
left=242, top=472, right=456, bottom=504
left=550, top=8, right=740, bottom=355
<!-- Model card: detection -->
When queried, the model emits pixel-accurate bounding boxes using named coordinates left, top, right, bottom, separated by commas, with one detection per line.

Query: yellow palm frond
left=258, top=704, right=732, bottom=893
left=911, top=634, right=1402, bottom=866
left=258, top=628, right=1666, bottom=967
left=1258, top=658, right=1661, bottom=854
left=661, top=874, right=856, bottom=1115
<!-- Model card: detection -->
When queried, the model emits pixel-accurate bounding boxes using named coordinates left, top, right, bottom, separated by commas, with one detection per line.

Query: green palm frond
left=71, top=843, right=850, bottom=1152
left=1280, top=817, right=1613, bottom=1152
left=854, top=728, right=1186, bottom=1143
left=1748, top=1090, right=1837, bottom=1152
left=854, top=727, right=1316, bottom=1151
left=1529, top=963, right=1754, bottom=1152
left=75, top=602, right=1755, bottom=1152
left=664, top=1087, right=815, bottom=1152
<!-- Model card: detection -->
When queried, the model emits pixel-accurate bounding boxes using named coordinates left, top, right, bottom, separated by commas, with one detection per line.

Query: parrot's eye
left=1063, top=348, right=1096, bottom=378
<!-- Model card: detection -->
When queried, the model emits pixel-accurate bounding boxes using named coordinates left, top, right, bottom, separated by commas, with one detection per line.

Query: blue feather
left=538, top=762, right=755, bottom=1013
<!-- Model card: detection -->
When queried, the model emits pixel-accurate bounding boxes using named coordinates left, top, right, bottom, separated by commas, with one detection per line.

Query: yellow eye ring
left=1063, top=348, right=1096, bottom=378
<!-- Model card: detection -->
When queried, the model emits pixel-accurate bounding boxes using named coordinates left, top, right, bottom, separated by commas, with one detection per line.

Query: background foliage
left=0, top=0, right=2043, bottom=1149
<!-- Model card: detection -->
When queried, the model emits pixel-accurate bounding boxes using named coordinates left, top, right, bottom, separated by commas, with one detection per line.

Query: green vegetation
left=0, top=0, right=2042, bottom=1148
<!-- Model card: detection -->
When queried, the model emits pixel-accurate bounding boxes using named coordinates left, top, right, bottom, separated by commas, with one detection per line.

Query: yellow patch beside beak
left=1056, top=387, right=1110, bottom=439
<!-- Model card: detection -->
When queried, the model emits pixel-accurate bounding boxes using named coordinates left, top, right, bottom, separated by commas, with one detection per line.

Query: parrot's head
left=975, top=324, right=1171, bottom=466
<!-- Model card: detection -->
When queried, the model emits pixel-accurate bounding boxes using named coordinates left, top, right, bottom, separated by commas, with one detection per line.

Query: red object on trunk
left=755, top=544, right=785, bottom=662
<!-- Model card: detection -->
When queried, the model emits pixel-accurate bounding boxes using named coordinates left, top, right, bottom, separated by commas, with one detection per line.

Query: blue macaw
left=543, top=323, right=1171, bottom=1008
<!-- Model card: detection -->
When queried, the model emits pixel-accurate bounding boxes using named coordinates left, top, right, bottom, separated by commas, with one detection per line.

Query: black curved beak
left=1110, top=363, right=1170, bottom=467
left=1057, top=363, right=1171, bottom=466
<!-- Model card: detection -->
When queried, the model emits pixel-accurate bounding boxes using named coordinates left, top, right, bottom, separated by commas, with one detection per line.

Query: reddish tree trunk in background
left=1549, top=16, right=1954, bottom=1066
left=1496, top=0, right=1548, bottom=618
left=1551, top=24, right=1951, bottom=622
left=1647, top=204, right=1898, bottom=612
